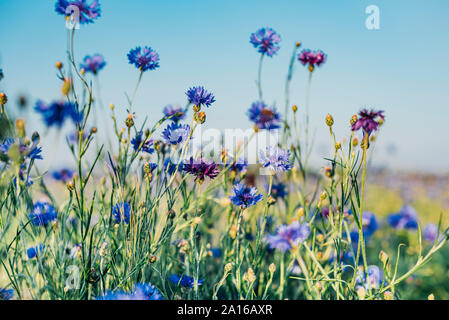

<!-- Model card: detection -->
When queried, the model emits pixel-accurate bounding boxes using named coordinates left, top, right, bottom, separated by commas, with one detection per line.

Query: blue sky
left=0, top=0, right=448, bottom=172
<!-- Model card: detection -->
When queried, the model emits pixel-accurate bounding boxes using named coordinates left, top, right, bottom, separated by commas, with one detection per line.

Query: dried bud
left=125, top=114, right=134, bottom=128
left=195, top=111, right=206, bottom=124
left=224, top=263, right=233, bottom=273
left=379, top=250, right=388, bottom=264
left=193, top=104, right=201, bottom=112
left=350, top=114, right=358, bottom=126
left=91, top=127, right=97, bottom=134
left=325, top=114, right=334, bottom=127
left=383, top=291, right=394, bottom=300
left=150, top=255, right=157, bottom=263
left=268, top=196, right=276, bottom=206
left=269, top=263, right=276, bottom=274
left=243, top=268, right=256, bottom=283
left=352, top=137, right=359, bottom=147
left=308, top=65, right=315, bottom=73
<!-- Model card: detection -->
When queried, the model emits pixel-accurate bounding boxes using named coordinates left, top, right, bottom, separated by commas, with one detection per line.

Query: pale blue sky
left=0, top=0, right=448, bottom=172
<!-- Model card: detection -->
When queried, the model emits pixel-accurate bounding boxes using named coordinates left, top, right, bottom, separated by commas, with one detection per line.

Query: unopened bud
left=325, top=114, right=334, bottom=127
left=56, top=61, right=63, bottom=69
left=292, top=104, right=298, bottom=113
left=125, top=114, right=134, bottom=128
left=269, top=263, right=276, bottom=274
left=0, top=92, right=7, bottom=105
left=350, top=114, right=358, bottom=126
left=195, top=111, right=206, bottom=124
left=352, top=137, right=359, bottom=147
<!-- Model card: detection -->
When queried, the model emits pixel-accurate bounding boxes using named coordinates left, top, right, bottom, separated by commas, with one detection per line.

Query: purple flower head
left=351, top=109, right=385, bottom=136
left=259, top=146, right=292, bottom=173
left=229, top=182, right=263, bottom=209
left=68, top=129, right=88, bottom=144
left=0, top=137, right=43, bottom=163
left=248, top=101, right=281, bottom=130
left=186, top=86, right=215, bottom=108
left=298, top=49, right=327, bottom=70
left=250, top=28, right=281, bottom=57
left=52, top=168, right=74, bottom=183
left=35, top=100, right=82, bottom=128
left=131, top=131, right=154, bottom=154
left=29, top=201, right=58, bottom=226
left=423, top=224, right=439, bottom=243
left=163, top=105, right=185, bottom=123
left=112, top=202, right=131, bottom=224
left=270, top=182, right=288, bottom=199
left=0, top=288, right=14, bottom=300
left=169, top=274, right=204, bottom=288
left=55, top=0, right=101, bottom=24
left=162, top=122, right=191, bottom=145
left=265, top=221, right=310, bottom=252
left=229, top=157, right=248, bottom=173
left=183, top=157, right=219, bottom=183
left=127, top=46, right=160, bottom=72
left=80, top=54, right=106, bottom=74
left=387, top=205, right=418, bottom=230
left=356, top=265, right=383, bottom=290
left=27, top=244, right=45, bottom=259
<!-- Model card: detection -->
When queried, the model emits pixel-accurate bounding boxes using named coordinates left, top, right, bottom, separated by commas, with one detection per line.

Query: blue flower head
left=356, top=265, right=383, bottom=290
left=27, top=244, right=45, bottom=259
left=131, top=131, right=154, bottom=154
left=163, top=105, right=185, bottom=123
left=259, top=146, right=292, bottom=173
left=250, top=28, right=281, bottom=57
left=112, top=202, right=131, bottom=224
left=387, top=205, right=418, bottom=230
left=97, top=282, right=163, bottom=300
left=169, top=274, right=204, bottom=288
left=229, top=182, right=263, bottom=209
left=80, top=54, right=106, bottom=74
left=248, top=101, right=281, bottom=130
left=52, top=168, right=74, bottom=183
left=186, top=86, right=215, bottom=108
left=55, top=0, right=101, bottom=24
left=127, top=46, right=160, bottom=72
left=0, top=288, right=14, bottom=300
left=162, top=122, right=191, bottom=145
left=229, top=157, right=248, bottom=173
left=163, top=158, right=182, bottom=175
left=35, top=100, right=82, bottom=128
left=29, top=201, right=58, bottom=226
left=265, top=221, right=310, bottom=252
left=270, top=182, right=288, bottom=199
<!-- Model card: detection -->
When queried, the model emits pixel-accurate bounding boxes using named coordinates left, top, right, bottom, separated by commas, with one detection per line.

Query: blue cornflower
left=0, top=137, right=43, bottom=162
left=163, top=105, right=185, bottom=123
left=229, top=182, right=263, bottom=209
left=229, top=157, right=248, bottom=173
left=0, top=288, right=14, bottom=300
left=250, top=28, right=281, bottom=57
left=97, top=282, right=163, bottom=300
left=80, top=54, right=106, bottom=74
left=55, top=0, right=101, bottom=24
left=208, top=247, right=222, bottom=258
left=186, top=86, right=215, bottom=108
left=52, top=168, right=74, bottom=183
left=356, top=265, right=383, bottom=290
left=248, top=101, right=281, bottom=130
left=423, top=224, right=440, bottom=243
left=112, top=202, right=131, bottom=224
left=67, top=129, right=88, bottom=144
left=127, top=46, right=160, bottom=72
left=169, top=274, right=204, bottom=288
left=270, top=182, right=287, bottom=199
left=265, top=221, right=310, bottom=252
left=35, top=100, right=82, bottom=128
left=259, top=146, right=292, bottom=173
left=0, top=138, right=13, bottom=155
left=387, top=205, right=418, bottom=230
left=163, top=158, right=182, bottom=175
left=29, top=201, right=58, bottom=226
left=145, top=162, right=158, bottom=172
left=162, top=122, right=191, bottom=145
left=131, top=131, right=154, bottom=154
left=27, top=244, right=45, bottom=259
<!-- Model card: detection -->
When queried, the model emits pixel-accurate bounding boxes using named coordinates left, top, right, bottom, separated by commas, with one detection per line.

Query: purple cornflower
left=250, top=28, right=281, bottom=57
left=162, top=122, right=191, bottom=145
left=298, top=49, right=327, bottom=71
left=112, top=202, right=131, bottom=224
left=52, top=168, right=74, bottom=183
left=186, top=86, right=215, bottom=108
left=131, top=131, right=154, bottom=154
left=29, top=201, right=58, bottom=226
left=259, top=146, right=292, bottom=172
left=55, top=0, right=101, bottom=24
left=229, top=182, right=263, bottom=209
left=229, top=157, right=248, bottom=173
left=423, top=224, right=438, bottom=243
left=265, top=221, right=310, bottom=252
left=67, top=129, right=88, bottom=144
left=27, top=244, right=45, bottom=259
left=80, top=54, right=106, bottom=74
left=356, top=265, right=383, bottom=290
left=0, top=137, right=43, bottom=163
left=270, top=182, right=287, bottom=199
left=351, top=109, right=385, bottom=136
left=97, top=282, right=163, bottom=300
left=127, top=46, right=160, bottom=72
left=387, top=205, right=418, bottom=230
left=183, top=157, right=219, bottom=183
left=248, top=101, right=281, bottom=130
left=163, top=105, right=185, bottom=123
left=169, top=274, right=204, bottom=288
left=35, top=100, right=82, bottom=128
left=0, top=288, right=14, bottom=300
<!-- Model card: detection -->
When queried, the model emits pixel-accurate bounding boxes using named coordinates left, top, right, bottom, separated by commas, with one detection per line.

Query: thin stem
left=257, top=54, right=264, bottom=101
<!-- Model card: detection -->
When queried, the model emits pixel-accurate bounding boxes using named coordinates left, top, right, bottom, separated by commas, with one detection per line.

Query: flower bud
left=61, top=77, right=72, bottom=96
left=325, top=114, right=334, bottom=127
left=195, top=111, right=206, bottom=124
left=150, top=255, right=156, bottom=263
left=193, top=104, right=201, bottom=112
left=384, top=291, right=394, bottom=300
left=16, top=119, right=25, bottom=138
left=125, top=114, right=134, bottom=128
left=350, top=114, right=358, bottom=126
left=296, top=41, right=301, bottom=48
left=352, top=137, right=359, bottom=147
left=308, top=65, right=315, bottom=73
left=0, top=92, right=7, bottom=105
left=428, top=294, right=435, bottom=300
left=253, top=124, right=259, bottom=133
left=243, top=268, right=256, bottom=283
left=110, top=104, right=115, bottom=110
left=269, top=263, right=276, bottom=274
left=224, top=263, right=233, bottom=273
left=379, top=250, right=388, bottom=264
left=56, top=61, right=63, bottom=69
left=320, top=192, right=327, bottom=201
left=292, top=104, right=298, bottom=113
left=91, top=127, right=97, bottom=134
left=335, top=141, right=341, bottom=150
